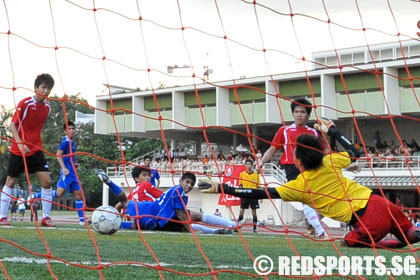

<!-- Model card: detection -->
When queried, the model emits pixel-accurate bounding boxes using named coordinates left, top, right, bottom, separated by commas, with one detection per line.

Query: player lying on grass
left=199, top=119, right=420, bottom=248
left=95, top=169, right=237, bottom=234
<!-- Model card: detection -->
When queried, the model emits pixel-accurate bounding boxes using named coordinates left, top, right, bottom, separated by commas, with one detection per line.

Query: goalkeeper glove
left=197, top=178, right=219, bottom=194
left=314, top=118, right=335, bottom=133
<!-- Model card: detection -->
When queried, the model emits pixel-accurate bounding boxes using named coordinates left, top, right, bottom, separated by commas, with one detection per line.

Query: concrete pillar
left=216, top=87, right=231, bottom=126
left=132, top=95, right=145, bottom=132
left=171, top=139, right=177, bottom=152
left=95, top=100, right=108, bottom=134
left=383, top=66, right=400, bottom=115
left=102, top=184, right=109, bottom=206
left=172, top=91, right=186, bottom=130
left=233, top=133, right=238, bottom=149
left=265, top=80, right=282, bottom=123
left=195, top=140, right=201, bottom=156
left=321, top=74, right=337, bottom=120
left=251, top=125, right=258, bottom=149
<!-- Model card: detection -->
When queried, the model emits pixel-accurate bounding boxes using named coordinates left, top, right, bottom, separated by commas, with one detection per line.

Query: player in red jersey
left=261, top=98, right=326, bottom=238
left=0, top=73, right=56, bottom=227
left=128, top=167, right=163, bottom=202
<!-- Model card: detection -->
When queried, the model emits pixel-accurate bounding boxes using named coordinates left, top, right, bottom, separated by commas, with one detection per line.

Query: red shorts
left=345, top=194, right=413, bottom=247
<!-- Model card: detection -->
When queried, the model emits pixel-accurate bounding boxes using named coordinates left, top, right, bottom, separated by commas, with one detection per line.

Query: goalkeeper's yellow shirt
left=276, top=152, right=372, bottom=223
left=239, top=171, right=260, bottom=189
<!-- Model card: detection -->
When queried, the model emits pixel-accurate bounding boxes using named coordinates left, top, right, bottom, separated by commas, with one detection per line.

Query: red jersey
left=128, top=182, right=163, bottom=202
left=10, top=96, right=51, bottom=156
left=271, top=124, right=320, bottom=165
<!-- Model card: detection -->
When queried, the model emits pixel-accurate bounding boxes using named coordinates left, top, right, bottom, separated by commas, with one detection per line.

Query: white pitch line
left=1, top=257, right=419, bottom=275
left=0, top=257, right=255, bottom=270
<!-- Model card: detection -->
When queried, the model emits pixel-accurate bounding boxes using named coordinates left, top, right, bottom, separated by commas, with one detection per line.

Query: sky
left=1, top=0, right=420, bottom=110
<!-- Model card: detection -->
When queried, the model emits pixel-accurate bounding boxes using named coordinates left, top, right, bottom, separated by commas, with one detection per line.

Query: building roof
left=354, top=176, right=420, bottom=190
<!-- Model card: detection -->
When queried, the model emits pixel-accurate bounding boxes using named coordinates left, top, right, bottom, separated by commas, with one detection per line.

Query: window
left=381, top=48, right=393, bottom=61
left=326, top=56, right=337, bottom=67
left=409, top=45, right=420, bottom=58
left=396, top=46, right=409, bottom=59
left=340, top=54, right=352, bottom=65
left=353, top=52, right=365, bottom=64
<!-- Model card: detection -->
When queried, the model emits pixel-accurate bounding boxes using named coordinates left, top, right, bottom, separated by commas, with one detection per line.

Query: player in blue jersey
left=32, top=121, right=86, bottom=225
left=143, top=155, right=160, bottom=187
left=94, top=169, right=236, bottom=234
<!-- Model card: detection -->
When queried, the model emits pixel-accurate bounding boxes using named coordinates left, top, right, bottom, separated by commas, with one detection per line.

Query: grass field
left=0, top=219, right=419, bottom=280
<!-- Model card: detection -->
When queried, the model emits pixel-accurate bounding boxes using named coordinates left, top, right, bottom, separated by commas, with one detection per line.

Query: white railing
left=106, top=161, right=288, bottom=184
left=261, top=163, right=287, bottom=184
left=106, top=156, right=420, bottom=179
left=358, top=156, right=420, bottom=171
left=106, top=162, right=228, bottom=178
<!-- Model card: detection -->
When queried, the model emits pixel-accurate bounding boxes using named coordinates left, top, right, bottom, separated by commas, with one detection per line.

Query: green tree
left=124, top=138, right=165, bottom=159
left=39, top=94, right=164, bottom=207
left=0, top=105, right=13, bottom=186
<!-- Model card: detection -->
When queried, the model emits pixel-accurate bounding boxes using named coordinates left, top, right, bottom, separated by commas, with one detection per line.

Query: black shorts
left=282, top=164, right=300, bottom=181
left=157, top=220, right=187, bottom=232
left=7, top=151, right=49, bottom=178
left=154, top=210, right=191, bottom=232
left=240, top=198, right=260, bottom=209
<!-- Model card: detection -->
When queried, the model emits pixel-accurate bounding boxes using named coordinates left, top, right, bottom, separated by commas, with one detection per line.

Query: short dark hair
left=291, top=98, right=312, bottom=115
left=245, top=159, right=253, bottom=165
left=181, top=172, right=196, bottom=185
left=63, top=121, right=75, bottom=130
left=131, top=166, right=151, bottom=181
left=34, top=73, right=55, bottom=89
left=295, top=134, right=324, bottom=170
left=144, top=155, right=152, bottom=161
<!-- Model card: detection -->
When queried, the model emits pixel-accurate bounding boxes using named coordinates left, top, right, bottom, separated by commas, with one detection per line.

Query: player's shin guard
left=108, top=181, right=122, bottom=196
left=201, top=213, right=236, bottom=228
left=75, top=200, right=84, bottom=222
left=1, top=186, right=12, bottom=218
left=41, top=188, right=52, bottom=219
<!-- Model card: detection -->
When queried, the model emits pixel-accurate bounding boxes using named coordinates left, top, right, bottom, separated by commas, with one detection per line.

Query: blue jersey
left=126, top=185, right=188, bottom=229
left=150, top=168, right=160, bottom=187
left=58, top=136, right=77, bottom=178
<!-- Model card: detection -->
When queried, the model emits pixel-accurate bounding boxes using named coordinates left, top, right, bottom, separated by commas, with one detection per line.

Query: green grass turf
left=0, top=222, right=419, bottom=279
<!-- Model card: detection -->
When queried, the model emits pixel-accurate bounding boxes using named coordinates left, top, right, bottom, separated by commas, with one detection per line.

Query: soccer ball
left=91, top=205, right=122, bottom=235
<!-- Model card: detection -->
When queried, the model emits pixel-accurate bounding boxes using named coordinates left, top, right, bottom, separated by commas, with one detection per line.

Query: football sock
left=1, top=186, right=12, bottom=218
left=304, top=205, right=325, bottom=237
left=253, top=216, right=258, bottom=231
left=201, top=213, right=236, bottom=227
left=75, top=200, right=84, bottom=222
left=192, top=223, right=218, bottom=234
left=41, top=188, right=52, bottom=219
left=108, top=181, right=122, bottom=195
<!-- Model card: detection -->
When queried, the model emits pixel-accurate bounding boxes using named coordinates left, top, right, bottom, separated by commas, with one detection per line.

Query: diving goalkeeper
left=199, top=119, right=420, bottom=248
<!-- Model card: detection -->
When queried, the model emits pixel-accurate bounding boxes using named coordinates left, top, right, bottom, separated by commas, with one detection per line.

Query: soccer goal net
left=1, top=0, right=420, bottom=278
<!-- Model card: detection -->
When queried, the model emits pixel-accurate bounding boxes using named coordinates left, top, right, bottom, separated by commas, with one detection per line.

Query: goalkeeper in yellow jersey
left=238, top=159, right=262, bottom=233
left=199, top=120, right=420, bottom=248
